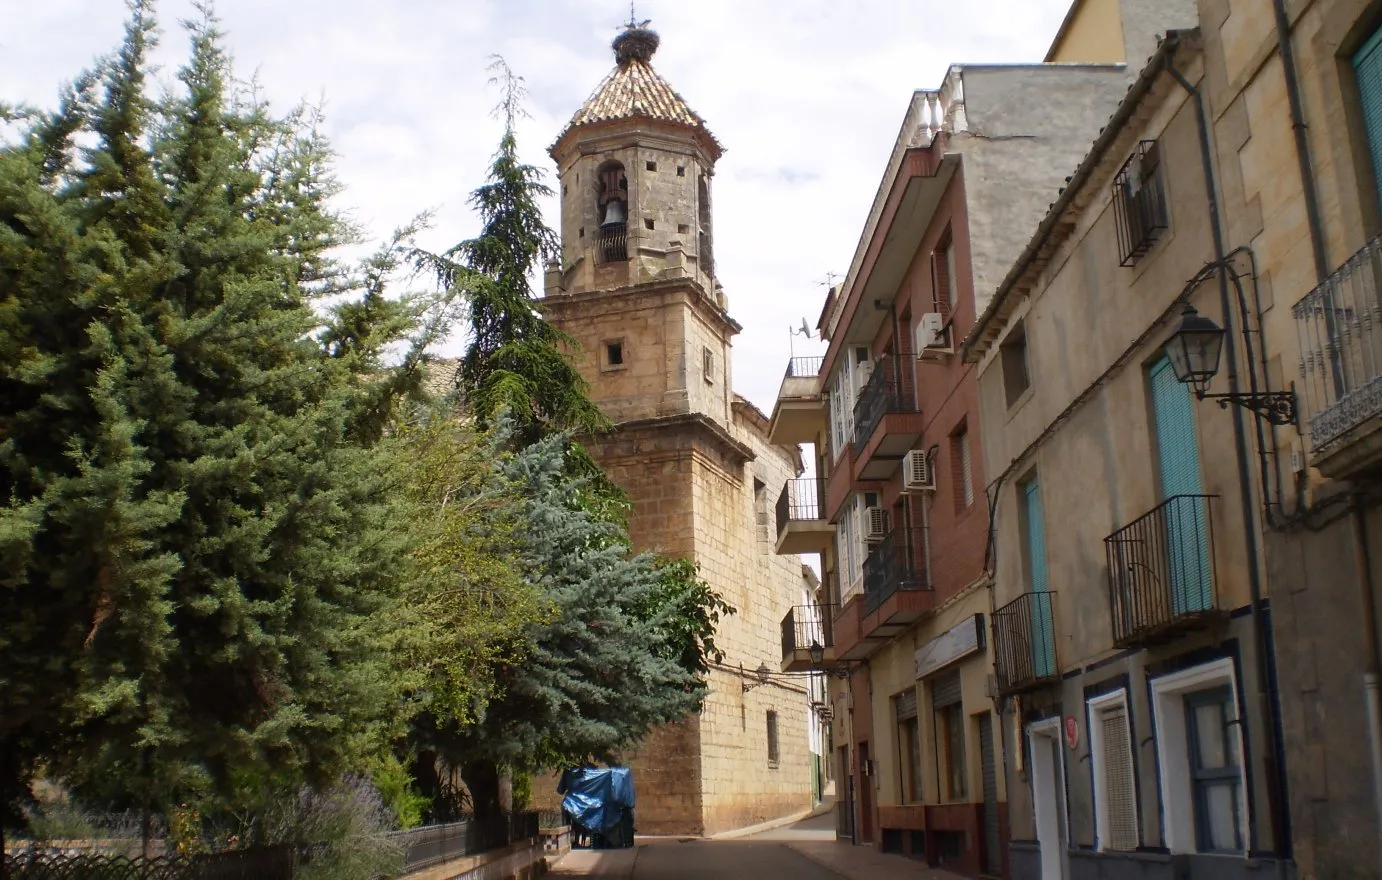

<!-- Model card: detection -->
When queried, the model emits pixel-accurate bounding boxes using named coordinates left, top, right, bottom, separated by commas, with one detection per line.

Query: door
left=1024, top=480, right=1055, bottom=677
left=837, top=745, right=855, bottom=841
left=1148, top=357, right=1213, bottom=614
left=979, top=713, right=1002, bottom=875
left=1030, top=722, right=1068, bottom=880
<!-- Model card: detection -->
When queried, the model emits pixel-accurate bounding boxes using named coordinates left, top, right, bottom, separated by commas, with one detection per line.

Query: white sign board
left=914, top=614, right=983, bottom=680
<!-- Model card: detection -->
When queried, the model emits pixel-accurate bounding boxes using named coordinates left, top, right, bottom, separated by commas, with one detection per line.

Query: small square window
left=645, top=218, right=655, bottom=230
left=703, top=346, right=715, bottom=384
left=1001, top=322, right=1031, bottom=407
left=678, top=223, right=690, bottom=234
left=602, top=339, right=626, bottom=371
left=578, top=226, right=585, bottom=238
left=563, top=184, right=568, bottom=196
left=646, top=160, right=657, bottom=172
left=676, top=165, right=685, bottom=177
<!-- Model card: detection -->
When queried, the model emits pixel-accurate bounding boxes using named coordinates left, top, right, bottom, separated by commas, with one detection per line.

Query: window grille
left=1113, top=140, right=1169, bottom=266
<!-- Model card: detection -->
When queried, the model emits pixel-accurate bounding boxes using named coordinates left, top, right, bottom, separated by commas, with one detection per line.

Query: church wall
left=693, top=423, right=814, bottom=834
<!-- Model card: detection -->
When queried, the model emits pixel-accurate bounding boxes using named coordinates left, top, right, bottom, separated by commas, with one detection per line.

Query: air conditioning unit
left=863, top=506, right=890, bottom=543
left=915, top=312, right=952, bottom=359
left=902, top=449, right=936, bottom=493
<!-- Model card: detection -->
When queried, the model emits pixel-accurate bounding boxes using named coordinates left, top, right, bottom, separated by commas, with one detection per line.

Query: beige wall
left=1048, top=0, right=1127, bottom=64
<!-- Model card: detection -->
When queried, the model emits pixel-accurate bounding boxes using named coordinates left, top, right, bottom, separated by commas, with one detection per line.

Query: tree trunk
left=461, top=760, right=502, bottom=820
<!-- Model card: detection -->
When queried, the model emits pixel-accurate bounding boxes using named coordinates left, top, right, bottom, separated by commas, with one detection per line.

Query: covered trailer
left=557, top=766, right=636, bottom=849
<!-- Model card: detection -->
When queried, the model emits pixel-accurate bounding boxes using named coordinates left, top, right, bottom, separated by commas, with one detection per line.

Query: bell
left=600, top=199, right=626, bottom=227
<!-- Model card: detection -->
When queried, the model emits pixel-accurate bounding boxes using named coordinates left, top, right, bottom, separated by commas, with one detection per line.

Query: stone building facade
left=531, top=24, right=815, bottom=836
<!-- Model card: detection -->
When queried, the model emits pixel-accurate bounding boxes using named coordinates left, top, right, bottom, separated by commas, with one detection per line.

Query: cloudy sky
left=3, top=0, right=1074, bottom=411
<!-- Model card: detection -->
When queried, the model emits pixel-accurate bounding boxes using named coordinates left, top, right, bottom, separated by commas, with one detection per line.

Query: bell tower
left=543, top=21, right=736, bottom=427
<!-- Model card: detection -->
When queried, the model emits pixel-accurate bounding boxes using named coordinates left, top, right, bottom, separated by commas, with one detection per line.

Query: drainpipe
left=1167, top=55, right=1292, bottom=861
left=1271, top=0, right=1330, bottom=283
left=1351, top=500, right=1382, bottom=866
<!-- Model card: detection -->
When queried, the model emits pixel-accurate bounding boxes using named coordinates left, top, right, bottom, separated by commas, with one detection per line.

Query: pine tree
left=0, top=7, right=412, bottom=825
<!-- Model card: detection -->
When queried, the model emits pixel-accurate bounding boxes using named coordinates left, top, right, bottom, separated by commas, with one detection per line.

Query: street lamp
left=807, top=641, right=858, bottom=679
left=807, top=641, right=826, bottom=667
left=742, top=663, right=772, bottom=692
left=1164, top=304, right=1297, bottom=427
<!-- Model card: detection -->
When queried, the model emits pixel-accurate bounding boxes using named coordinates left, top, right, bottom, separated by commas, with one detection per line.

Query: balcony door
left=1023, top=479, right=1055, bottom=679
left=1149, top=357, right=1212, bottom=615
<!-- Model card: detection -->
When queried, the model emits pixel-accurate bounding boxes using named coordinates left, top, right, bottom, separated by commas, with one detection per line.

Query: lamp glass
left=1165, top=305, right=1225, bottom=394
left=807, top=641, right=824, bottom=666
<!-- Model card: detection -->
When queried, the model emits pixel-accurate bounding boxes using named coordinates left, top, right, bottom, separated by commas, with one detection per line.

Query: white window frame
left=1087, top=688, right=1138, bottom=852
left=836, top=498, right=863, bottom=601
left=1148, top=657, right=1249, bottom=855
left=1027, top=716, right=1069, bottom=880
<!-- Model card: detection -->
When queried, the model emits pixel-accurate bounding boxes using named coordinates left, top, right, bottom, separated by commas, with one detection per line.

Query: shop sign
left=914, top=613, right=984, bottom=679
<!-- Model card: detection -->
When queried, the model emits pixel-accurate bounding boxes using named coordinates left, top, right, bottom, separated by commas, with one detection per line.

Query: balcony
left=1104, top=494, right=1222, bottom=647
left=992, top=591, right=1059, bottom=696
left=831, top=593, right=892, bottom=660
left=775, top=478, right=833, bottom=555
left=861, top=527, right=933, bottom=636
left=852, top=357, right=923, bottom=481
left=1294, top=233, right=1382, bottom=478
left=781, top=604, right=837, bottom=672
left=768, top=357, right=826, bottom=446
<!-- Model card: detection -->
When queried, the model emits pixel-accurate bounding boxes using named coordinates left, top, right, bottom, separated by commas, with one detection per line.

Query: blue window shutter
left=1354, top=26, right=1382, bottom=208
left=1024, top=480, right=1055, bottom=677
left=1149, top=357, right=1212, bottom=613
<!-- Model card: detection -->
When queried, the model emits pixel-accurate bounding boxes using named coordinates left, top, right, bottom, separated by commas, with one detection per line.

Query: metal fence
left=780, top=603, right=836, bottom=659
left=1104, top=494, right=1218, bottom=646
left=992, top=591, right=1059, bottom=695
left=862, top=527, right=929, bottom=614
left=389, top=811, right=539, bottom=874
left=1, top=844, right=307, bottom=880
left=784, top=356, right=823, bottom=379
left=774, top=478, right=825, bottom=538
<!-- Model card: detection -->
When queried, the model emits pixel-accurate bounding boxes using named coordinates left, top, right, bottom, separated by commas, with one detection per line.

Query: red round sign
left=1064, top=716, right=1079, bottom=750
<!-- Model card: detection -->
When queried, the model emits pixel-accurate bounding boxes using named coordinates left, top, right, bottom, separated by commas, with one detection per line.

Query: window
left=932, top=672, right=967, bottom=801
left=827, top=347, right=870, bottom=461
left=1088, top=690, right=1139, bottom=852
left=1186, top=687, right=1243, bottom=852
left=1001, top=322, right=1031, bottom=407
left=1353, top=26, right=1382, bottom=207
left=952, top=425, right=974, bottom=510
left=766, top=710, right=780, bottom=768
left=676, top=165, right=685, bottom=177
left=604, top=340, right=624, bottom=369
left=895, top=688, right=923, bottom=803
left=644, top=218, right=655, bottom=230
left=1113, top=140, right=1168, bottom=266
left=646, top=160, right=657, bottom=172
left=703, top=346, right=715, bottom=384
left=753, top=478, right=769, bottom=542
left=678, top=223, right=690, bottom=234
left=1148, top=658, right=1248, bottom=855
left=932, top=230, right=957, bottom=317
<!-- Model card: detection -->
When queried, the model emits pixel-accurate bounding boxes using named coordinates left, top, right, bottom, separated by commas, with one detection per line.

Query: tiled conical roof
left=552, top=25, right=722, bottom=157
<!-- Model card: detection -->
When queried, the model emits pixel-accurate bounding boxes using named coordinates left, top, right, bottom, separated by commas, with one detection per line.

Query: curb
left=706, top=799, right=834, bottom=841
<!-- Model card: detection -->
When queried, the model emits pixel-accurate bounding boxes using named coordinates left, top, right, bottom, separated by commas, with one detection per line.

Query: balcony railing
left=852, top=356, right=918, bottom=450
left=1293, top=232, right=1382, bottom=450
left=1113, top=140, right=1168, bottom=267
left=1104, top=494, right=1219, bottom=646
left=862, top=526, right=929, bottom=614
left=992, top=591, right=1058, bottom=695
left=785, top=356, right=824, bottom=380
left=781, top=604, right=836, bottom=659
left=775, top=478, right=825, bottom=536
left=596, top=224, right=628, bottom=264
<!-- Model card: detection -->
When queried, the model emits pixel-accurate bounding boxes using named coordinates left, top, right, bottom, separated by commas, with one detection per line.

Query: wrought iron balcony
left=784, top=607, right=834, bottom=663
left=774, top=478, right=833, bottom=555
left=1294, top=233, right=1382, bottom=466
left=992, top=591, right=1059, bottom=696
left=862, top=526, right=929, bottom=615
left=1104, top=494, right=1220, bottom=647
left=596, top=224, right=628, bottom=264
left=852, top=355, right=919, bottom=452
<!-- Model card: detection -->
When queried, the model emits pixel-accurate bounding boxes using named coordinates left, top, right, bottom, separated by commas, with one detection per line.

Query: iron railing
left=1293, top=232, right=1382, bottom=449
left=992, top=591, right=1059, bottom=695
left=852, top=356, right=918, bottom=450
left=781, top=604, right=837, bottom=659
left=785, top=356, right=824, bottom=379
left=390, top=811, right=539, bottom=873
left=1104, top=494, right=1218, bottom=646
left=1, top=845, right=310, bottom=880
left=596, top=225, right=628, bottom=264
left=1113, top=140, right=1168, bottom=266
left=775, top=478, right=825, bottom=538
left=862, top=527, right=929, bottom=614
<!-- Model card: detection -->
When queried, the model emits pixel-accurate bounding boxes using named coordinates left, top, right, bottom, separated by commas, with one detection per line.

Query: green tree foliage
left=0, top=7, right=410, bottom=822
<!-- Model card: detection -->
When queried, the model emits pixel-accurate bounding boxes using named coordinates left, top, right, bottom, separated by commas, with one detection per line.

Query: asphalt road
left=549, top=839, right=849, bottom=879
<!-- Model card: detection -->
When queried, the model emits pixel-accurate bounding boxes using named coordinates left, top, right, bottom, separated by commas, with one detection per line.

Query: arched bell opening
left=595, top=160, right=629, bottom=264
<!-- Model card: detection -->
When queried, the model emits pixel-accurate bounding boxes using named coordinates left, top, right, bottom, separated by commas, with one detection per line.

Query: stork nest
left=613, top=27, right=659, bottom=65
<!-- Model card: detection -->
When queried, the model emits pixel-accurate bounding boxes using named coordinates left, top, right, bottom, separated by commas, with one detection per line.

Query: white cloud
left=1, top=0, right=1072, bottom=410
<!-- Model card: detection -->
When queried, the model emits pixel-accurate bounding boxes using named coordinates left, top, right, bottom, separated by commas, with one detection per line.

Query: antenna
left=625, top=2, right=651, bottom=29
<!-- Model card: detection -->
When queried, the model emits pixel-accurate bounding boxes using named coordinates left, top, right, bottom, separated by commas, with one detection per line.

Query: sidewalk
left=749, top=810, right=967, bottom=880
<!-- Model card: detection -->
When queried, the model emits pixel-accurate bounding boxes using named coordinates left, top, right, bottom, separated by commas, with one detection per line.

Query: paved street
left=549, top=810, right=963, bottom=880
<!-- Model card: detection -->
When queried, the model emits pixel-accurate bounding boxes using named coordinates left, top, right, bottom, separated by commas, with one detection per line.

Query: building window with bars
left=1088, top=689, right=1139, bottom=852
left=895, top=688, right=923, bottom=803
left=1113, top=140, right=1169, bottom=266
left=932, top=671, right=967, bottom=802
left=766, top=710, right=780, bottom=768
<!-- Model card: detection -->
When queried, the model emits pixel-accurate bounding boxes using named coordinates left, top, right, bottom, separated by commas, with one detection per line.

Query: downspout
left=1271, top=0, right=1331, bottom=283
left=1166, top=56, right=1292, bottom=862
left=1351, top=500, right=1382, bottom=864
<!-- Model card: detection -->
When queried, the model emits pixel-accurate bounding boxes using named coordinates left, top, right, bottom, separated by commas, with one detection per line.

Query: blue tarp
left=558, top=766, right=635, bottom=834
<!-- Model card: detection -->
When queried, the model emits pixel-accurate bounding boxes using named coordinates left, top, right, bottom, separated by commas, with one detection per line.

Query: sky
left=2, top=0, right=1075, bottom=412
